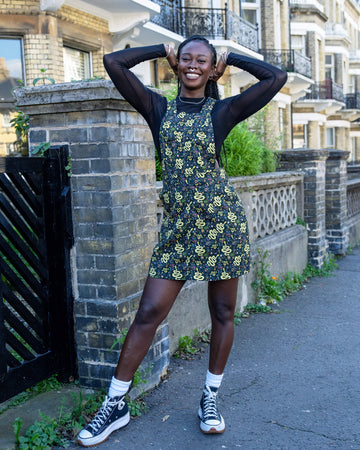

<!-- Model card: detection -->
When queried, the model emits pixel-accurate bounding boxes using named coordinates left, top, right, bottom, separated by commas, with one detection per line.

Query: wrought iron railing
left=151, top=2, right=259, bottom=52
left=344, top=93, right=360, bottom=110
left=305, top=79, right=344, bottom=103
left=260, top=49, right=312, bottom=79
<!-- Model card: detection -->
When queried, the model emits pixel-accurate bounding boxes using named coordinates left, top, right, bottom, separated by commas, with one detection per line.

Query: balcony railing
left=345, top=93, right=360, bottom=110
left=151, top=3, right=259, bottom=52
left=260, top=49, right=312, bottom=79
left=305, top=79, right=344, bottom=103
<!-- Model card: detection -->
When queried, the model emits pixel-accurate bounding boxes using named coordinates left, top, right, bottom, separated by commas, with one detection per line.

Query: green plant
left=10, top=110, right=29, bottom=155
left=33, top=68, right=55, bottom=86
left=14, top=413, right=69, bottom=449
left=109, top=328, right=128, bottom=352
left=243, top=303, right=273, bottom=314
left=251, top=249, right=339, bottom=312
left=303, top=254, right=338, bottom=278
left=31, top=142, right=50, bottom=157
left=174, top=335, right=199, bottom=359
left=223, top=121, right=277, bottom=177
left=65, top=155, right=72, bottom=177
left=234, top=311, right=242, bottom=325
left=296, top=217, right=306, bottom=227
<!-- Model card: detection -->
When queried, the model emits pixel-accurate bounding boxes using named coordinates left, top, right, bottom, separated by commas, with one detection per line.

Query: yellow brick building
left=0, top=0, right=113, bottom=155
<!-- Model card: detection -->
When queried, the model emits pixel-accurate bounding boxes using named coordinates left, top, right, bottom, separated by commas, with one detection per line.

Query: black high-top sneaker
left=77, top=395, right=130, bottom=447
left=198, top=385, right=225, bottom=434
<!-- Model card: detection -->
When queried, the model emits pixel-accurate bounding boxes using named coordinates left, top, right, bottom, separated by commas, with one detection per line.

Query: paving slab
left=2, top=247, right=360, bottom=450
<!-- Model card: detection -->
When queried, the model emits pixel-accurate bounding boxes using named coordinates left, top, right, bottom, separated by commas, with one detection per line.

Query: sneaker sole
left=198, top=407, right=225, bottom=434
left=77, top=411, right=130, bottom=447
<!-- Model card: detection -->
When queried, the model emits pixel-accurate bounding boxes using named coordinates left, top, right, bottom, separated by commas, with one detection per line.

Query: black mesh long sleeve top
left=103, top=44, right=288, bottom=161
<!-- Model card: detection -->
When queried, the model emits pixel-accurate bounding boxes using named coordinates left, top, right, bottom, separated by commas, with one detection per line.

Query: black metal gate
left=0, top=146, right=75, bottom=402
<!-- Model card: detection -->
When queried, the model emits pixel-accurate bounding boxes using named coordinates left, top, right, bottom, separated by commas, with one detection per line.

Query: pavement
left=1, top=246, right=360, bottom=450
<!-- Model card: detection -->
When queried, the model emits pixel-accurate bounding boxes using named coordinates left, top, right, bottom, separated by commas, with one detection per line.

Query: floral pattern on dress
left=148, top=98, right=250, bottom=281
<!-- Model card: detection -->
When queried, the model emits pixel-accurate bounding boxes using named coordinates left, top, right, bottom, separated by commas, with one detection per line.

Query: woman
left=78, top=36, right=287, bottom=447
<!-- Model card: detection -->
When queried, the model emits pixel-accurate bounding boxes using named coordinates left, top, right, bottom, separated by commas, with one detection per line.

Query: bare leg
left=207, top=278, right=239, bottom=374
left=115, top=277, right=185, bottom=381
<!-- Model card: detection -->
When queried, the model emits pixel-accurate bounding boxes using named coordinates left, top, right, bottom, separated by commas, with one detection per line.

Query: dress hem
left=147, top=268, right=250, bottom=282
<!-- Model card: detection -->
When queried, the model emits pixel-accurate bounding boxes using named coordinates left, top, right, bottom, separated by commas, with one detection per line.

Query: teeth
left=186, top=73, right=200, bottom=79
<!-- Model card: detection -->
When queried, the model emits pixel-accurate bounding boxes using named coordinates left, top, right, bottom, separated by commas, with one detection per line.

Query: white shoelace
left=202, top=386, right=219, bottom=420
left=89, top=396, right=124, bottom=432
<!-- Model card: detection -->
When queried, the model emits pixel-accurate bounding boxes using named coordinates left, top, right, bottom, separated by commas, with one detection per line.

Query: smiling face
left=177, top=41, right=215, bottom=98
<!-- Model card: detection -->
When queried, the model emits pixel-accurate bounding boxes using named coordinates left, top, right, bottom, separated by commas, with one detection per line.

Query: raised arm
left=103, top=44, right=167, bottom=123
left=213, top=53, right=288, bottom=145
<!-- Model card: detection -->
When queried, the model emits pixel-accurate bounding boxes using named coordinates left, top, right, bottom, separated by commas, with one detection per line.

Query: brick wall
left=0, top=0, right=39, bottom=13
left=23, top=34, right=64, bottom=84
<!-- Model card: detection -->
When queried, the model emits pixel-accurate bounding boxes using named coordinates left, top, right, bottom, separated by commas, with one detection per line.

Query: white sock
left=108, top=376, right=131, bottom=398
left=205, top=370, right=224, bottom=389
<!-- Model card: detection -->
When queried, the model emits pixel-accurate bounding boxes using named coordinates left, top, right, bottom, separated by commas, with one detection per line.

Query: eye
left=198, top=59, right=206, bottom=64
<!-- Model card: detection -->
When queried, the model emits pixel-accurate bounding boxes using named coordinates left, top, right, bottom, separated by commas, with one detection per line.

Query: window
left=0, top=38, right=24, bottom=101
left=0, top=38, right=24, bottom=156
left=241, top=0, right=260, bottom=26
left=63, top=46, right=91, bottom=82
left=291, top=35, right=306, bottom=56
left=1, top=112, right=11, bottom=127
left=242, top=9, right=257, bottom=24
left=326, top=128, right=335, bottom=148
left=325, top=54, right=334, bottom=80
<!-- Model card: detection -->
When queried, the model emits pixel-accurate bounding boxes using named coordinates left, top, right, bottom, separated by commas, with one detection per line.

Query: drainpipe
left=225, top=3, right=228, bottom=41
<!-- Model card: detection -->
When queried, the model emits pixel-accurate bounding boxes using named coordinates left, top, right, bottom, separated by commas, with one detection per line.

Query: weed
left=109, top=328, right=128, bottom=352
left=10, top=110, right=29, bottom=155
left=296, top=217, right=307, bottom=227
left=31, top=142, right=50, bottom=157
left=32, top=68, right=55, bottom=86
left=65, top=155, right=72, bottom=177
left=303, top=254, right=338, bottom=278
left=243, top=303, right=273, bottom=315
left=174, top=335, right=199, bottom=359
left=234, top=311, right=242, bottom=325
left=194, top=328, right=211, bottom=344
left=250, top=249, right=338, bottom=315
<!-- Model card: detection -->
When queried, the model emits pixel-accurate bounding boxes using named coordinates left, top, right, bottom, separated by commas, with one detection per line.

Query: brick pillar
left=325, top=149, right=350, bottom=254
left=14, top=80, right=167, bottom=390
left=279, top=149, right=329, bottom=267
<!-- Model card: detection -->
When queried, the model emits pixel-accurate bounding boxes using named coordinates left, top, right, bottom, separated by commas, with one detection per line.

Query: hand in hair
left=165, top=44, right=178, bottom=76
left=212, top=52, right=228, bottom=82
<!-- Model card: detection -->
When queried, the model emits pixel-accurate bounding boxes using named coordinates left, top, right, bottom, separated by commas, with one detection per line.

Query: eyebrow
left=181, top=52, right=209, bottom=57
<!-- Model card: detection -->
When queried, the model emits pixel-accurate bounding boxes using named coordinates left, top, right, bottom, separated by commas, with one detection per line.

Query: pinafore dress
left=148, top=97, right=250, bottom=281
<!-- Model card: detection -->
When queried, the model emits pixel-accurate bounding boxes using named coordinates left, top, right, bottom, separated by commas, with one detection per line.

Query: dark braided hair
left=176, top=35, right=220, bottom=100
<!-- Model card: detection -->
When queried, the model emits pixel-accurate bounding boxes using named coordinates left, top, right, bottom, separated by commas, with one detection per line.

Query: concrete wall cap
left=325, top=149, right=351, bottom=160
left=13, top=80, right=162, bottom=108
left=280, top=148, right=330, bottom=161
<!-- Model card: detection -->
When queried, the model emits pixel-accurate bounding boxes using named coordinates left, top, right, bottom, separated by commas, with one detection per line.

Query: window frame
left=63, top=44, right=93, bottom=83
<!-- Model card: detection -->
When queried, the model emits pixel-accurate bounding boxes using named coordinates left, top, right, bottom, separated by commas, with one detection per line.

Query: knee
left=133, top=299, right=163, bottom=327
left=210, top=301, right=235, bottom=325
